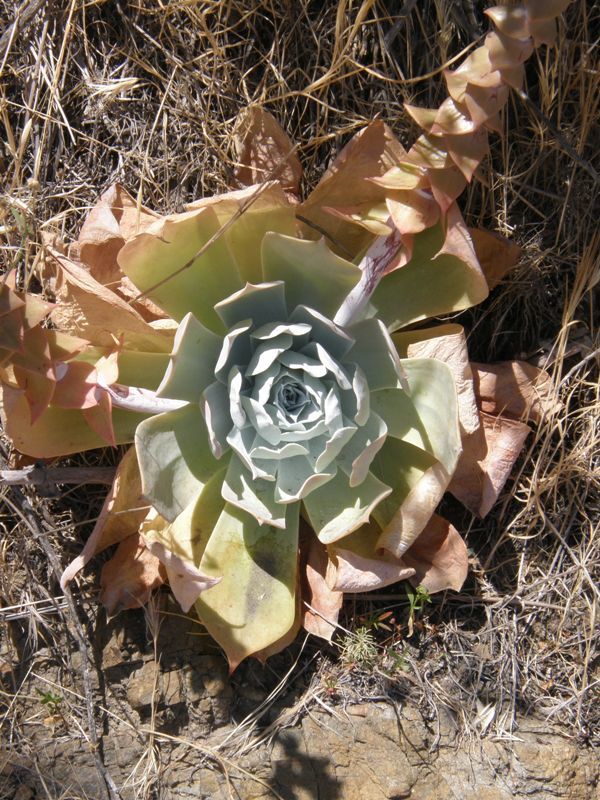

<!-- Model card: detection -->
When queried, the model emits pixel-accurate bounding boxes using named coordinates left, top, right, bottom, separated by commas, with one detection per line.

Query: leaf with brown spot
left=448, top=411, right=531, bottom=517
left=402, top=514, right=469, bottom=593
left=99, top=532, right=166, bottom=616
left=234, top=107, right=302, bottom=195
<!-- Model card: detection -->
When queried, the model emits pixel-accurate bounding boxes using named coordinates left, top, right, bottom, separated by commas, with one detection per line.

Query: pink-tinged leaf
left=431, top=98, right=478, bottom=137
left=404, top=104, right=438, bottom=132
left=436, top=203, right=487, bottom=291
left=463, top=83, right=509, bottom=127
left=22, top=294, right=54, bottom=329
left=485, top=31, right=533, bottom=70
left=386, top=190, right=440, bottom=236
left=369, top=164, right=424, bottom=190
left=448, top=410, right=531, bottom=517
left=529, top=17, right=558, bottom=47
left=0, top=308, right=25, bottom=351
left=51, top=361, right=98, bottom=409
left=143, top=537, right=221, bottom=613
left=328, top=547, right=414, bottom=592
left=77, top=183, right=159, bottom=287
left=83, top=390, right=116, bottom=446
left=444, top=127, right=489, bottom=181
left=428, top=166, right=467, bottom=213
left=0, top=284, right=25, bottom=316
left=99, top=532, right=166, bottom=616
left=469, top=228, right=521, bottom=290
left=299, top=121, right=407, bottom=259
left=526, top=0, right=573, bottom=19
left=13, top=366, right=55, bottom=424
left=393, top=323, right=481, bottom=435
left=444, top=48, right=500, bottom=99
left=301, top=533, right=343, bottom=641
left=60, top=446, right=148, bottom=588
left=402, top=514, right=468, bottom=593
left=46, top=250, right=172, bottom=352
left=0, top=385, right=145, bottom=457
left=485, top=7, right=532, bottom=40
left=472, top=360, right=560, bottom=424
left=406, top=134, right=450, bottom=170
left=10, top=326, right=54, bottom=380
left=233, top=106, right=302, bottom=195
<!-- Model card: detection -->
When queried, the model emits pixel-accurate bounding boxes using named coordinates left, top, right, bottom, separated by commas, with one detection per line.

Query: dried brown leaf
left=99, top=532, right=166, bottom=616
left=448, top=410, right=531, bottom=517
left=472, top=360, right=560, bottom=423
left=234, top=107, right=302, bottom=195
left=403, top=514, right=469, bottom=593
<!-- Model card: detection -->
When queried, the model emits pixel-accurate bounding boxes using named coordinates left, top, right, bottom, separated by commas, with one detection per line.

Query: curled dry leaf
left=472, top=360, right=560, bottom=424
left=100, top=532, right=166, bottom=616
left=401, top=514, right=469, bottom=594
left=469, top=228, right=522, bottom=290
left=234, top=106, right=302, bottom=196
left=448, top=411, right=531, bottom=517
left=298, top=120, right=406, bottom=258
left=76, top=183, right=159, bottom=287
left=60, top=446, right=148, bottom=588
left=301, top=533, right=343, bottom=641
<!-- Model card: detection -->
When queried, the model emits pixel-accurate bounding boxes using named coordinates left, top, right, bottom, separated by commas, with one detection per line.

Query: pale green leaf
left=195, top=502, right=299, bottom=670
left=261, top=233, right=361, bottom=319
left=135, top=404, right=226, bottom=522
left=303, top=469, right=392, bottom=544
left=117, top=205, right=243, bottom=333
left=371, top=217, right=488, bottom=332
left=156, top=312, right=222, bottom=401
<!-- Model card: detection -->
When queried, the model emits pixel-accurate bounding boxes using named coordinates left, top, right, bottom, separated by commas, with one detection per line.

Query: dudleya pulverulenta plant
left=0, top=1, right=565, bottom=668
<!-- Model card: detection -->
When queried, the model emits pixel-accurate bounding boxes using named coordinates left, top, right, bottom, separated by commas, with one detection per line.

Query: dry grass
left=0, top=0, right=598, bottom=797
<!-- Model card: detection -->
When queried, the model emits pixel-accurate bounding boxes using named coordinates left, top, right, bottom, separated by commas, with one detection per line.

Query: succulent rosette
left=0, top=1, right=564, bottom=669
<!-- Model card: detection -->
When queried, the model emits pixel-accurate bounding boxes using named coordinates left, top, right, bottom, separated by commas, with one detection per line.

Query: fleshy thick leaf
left=262, top=233, right=361, bottom=320
left=118, top=205, right=243, bottom=333
left=303, top=468, right=392, bottom=544
left=195, top=503, right=299, bottom=670
left=392, top=324, right=481, bottom=435
left=371, top=208, right=488, bottom=332
left=156, top=312, right=222, bottom=402
left=135, top=404, right=226, bottom=522
left=0, top=386, right=146, bottom=457
left=186, top=183, right=299, bottom=284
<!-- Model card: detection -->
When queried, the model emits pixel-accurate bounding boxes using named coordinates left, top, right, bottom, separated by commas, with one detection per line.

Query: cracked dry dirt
left=2, top=599, right=597, bottom=800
